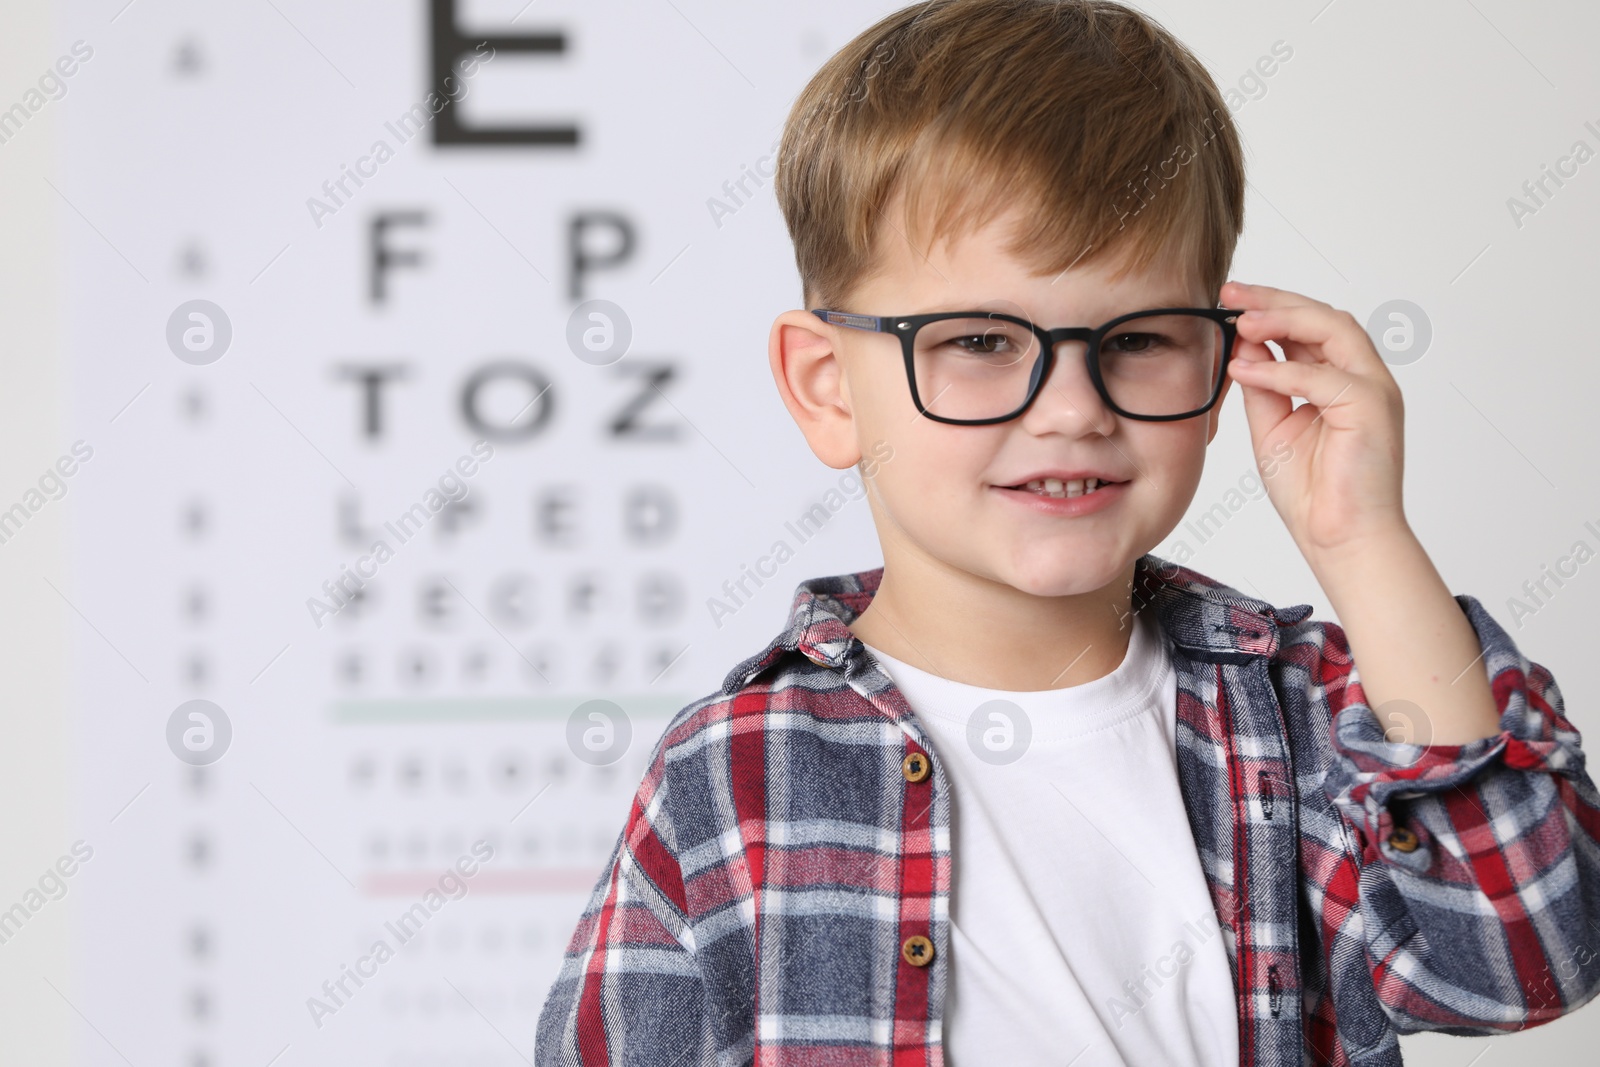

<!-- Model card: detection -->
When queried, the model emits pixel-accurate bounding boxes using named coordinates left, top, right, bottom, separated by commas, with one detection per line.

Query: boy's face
left=772, top=200, right=1232, bottom=600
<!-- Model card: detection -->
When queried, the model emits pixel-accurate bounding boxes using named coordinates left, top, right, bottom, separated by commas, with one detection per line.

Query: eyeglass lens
left=909, top=312, right=1226, bottom=421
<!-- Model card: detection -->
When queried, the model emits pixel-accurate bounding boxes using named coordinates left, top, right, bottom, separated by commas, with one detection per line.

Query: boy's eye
left=916, top=318, right=1038, bottom=367
left=1104, top=331, right=1167, bottom=354
left=953, top=333, right=1013, bottom=355
left=945, top=332, right=1033, bottom=365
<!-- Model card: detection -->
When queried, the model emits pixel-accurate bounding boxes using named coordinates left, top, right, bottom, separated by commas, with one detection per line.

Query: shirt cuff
left=1322, top=592, right=1585, bottom=864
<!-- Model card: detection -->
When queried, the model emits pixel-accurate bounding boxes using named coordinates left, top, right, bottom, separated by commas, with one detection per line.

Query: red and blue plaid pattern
left=535, top=553, right=1600, bottom=1065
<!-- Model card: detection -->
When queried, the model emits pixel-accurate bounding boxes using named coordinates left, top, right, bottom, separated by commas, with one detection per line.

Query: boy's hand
left=1221, top=281, right=1502, bottom=745
left=1221, top=280, right=1409, bottom=564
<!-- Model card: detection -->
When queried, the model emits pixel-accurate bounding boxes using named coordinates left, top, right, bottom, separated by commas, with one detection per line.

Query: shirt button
left=901, top=751, right=930, bottom=783
left=901, top=934, right=934, bottom=966
left=1386, top=826, right=1420, bottom=852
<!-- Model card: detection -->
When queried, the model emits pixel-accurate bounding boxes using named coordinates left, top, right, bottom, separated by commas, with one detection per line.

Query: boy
left=536, top=1, right=1600, bottom=1063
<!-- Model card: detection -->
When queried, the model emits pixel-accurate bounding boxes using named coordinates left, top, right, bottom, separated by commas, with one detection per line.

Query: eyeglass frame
left=809, top=305, right=1243, bottom=425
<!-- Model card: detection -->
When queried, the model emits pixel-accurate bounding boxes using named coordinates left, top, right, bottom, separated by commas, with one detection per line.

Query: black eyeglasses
left=810, top=306, right=1242, bottom=425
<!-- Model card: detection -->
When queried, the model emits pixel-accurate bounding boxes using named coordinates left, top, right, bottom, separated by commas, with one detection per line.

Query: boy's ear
left=768, top=310, right=862, bottom=470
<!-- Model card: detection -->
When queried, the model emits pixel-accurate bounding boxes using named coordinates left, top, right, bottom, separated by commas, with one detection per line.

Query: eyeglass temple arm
left=811, top=309, right=894, bottom=333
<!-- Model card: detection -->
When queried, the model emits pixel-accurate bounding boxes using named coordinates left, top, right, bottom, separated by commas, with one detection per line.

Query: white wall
left=0, top=0, right=69, bottom=1061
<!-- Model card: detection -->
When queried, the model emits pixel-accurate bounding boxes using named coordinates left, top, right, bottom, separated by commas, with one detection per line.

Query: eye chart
left=56, top=2, right=883, bottom=1063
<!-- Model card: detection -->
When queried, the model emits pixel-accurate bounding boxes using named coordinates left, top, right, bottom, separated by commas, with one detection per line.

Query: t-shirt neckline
left=858, top=610, right=1168, bottom=743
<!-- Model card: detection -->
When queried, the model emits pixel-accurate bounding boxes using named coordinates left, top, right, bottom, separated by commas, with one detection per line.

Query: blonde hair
left=774, top=0, right=1246, bottom=310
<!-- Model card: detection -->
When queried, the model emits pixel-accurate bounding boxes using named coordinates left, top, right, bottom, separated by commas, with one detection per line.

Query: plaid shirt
left=535, top=553, right=1600, bottom=1066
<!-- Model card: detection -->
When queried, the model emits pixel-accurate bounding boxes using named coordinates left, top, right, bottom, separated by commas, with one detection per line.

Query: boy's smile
left=991, top=470, right=1130, bottom=513
left=770, top=198, right=1235, bottom=689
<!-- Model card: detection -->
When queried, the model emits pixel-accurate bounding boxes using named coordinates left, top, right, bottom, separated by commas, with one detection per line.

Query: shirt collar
left=719, top=553, right=1314, bottom=695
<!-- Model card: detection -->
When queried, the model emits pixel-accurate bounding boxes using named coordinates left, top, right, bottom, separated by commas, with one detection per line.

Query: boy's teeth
left=1022, top=477, right=1104, bottom=498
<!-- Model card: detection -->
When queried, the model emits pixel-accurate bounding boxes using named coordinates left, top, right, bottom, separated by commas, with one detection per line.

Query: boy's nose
left=1020, top=344, right=1117, bottom=436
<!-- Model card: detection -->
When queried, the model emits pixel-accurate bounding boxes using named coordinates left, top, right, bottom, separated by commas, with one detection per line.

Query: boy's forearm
left=1307, top=525, right=1503, bottom=745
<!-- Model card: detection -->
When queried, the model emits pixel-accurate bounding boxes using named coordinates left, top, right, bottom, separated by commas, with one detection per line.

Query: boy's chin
left=987, top=550, right=1131, bottom=599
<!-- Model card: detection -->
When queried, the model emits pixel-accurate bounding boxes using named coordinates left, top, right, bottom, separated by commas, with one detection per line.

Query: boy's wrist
left=1298, top=517, right=1417, bottom=581
left=1302, top=520, right=1431, bottom=629
left=1304, top=522, right=1505, bottom=745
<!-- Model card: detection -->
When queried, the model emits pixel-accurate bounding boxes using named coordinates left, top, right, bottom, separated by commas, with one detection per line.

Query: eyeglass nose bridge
left=1021, top=325, right=1109, bottom=414
left=1042, top=326, right=1099, bottom=346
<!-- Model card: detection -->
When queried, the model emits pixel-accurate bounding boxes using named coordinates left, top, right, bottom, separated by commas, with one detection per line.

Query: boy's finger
left=1229, top=355, right=1360, bottom=414
left=1221, top=281, right=1330, bottom=312
left=1235, top=306, right=1379, bottom=374
left=1228, top=339, right=1293, bottom=443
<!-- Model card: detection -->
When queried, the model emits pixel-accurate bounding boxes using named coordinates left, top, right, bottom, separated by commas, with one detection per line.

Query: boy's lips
left=995, top=469, right=1130, bottom=489
left=991, top=478, right=1127, bottom=514
left=989, top=467, right=1131, bottom=513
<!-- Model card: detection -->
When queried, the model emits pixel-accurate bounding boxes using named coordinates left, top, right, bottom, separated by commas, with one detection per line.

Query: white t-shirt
left=859, top=607, right=1238, bottom=1067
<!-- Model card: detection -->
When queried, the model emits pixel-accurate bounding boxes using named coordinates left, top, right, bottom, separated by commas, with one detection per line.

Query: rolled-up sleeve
left=1319, top=592, right=1600, bottom=1034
